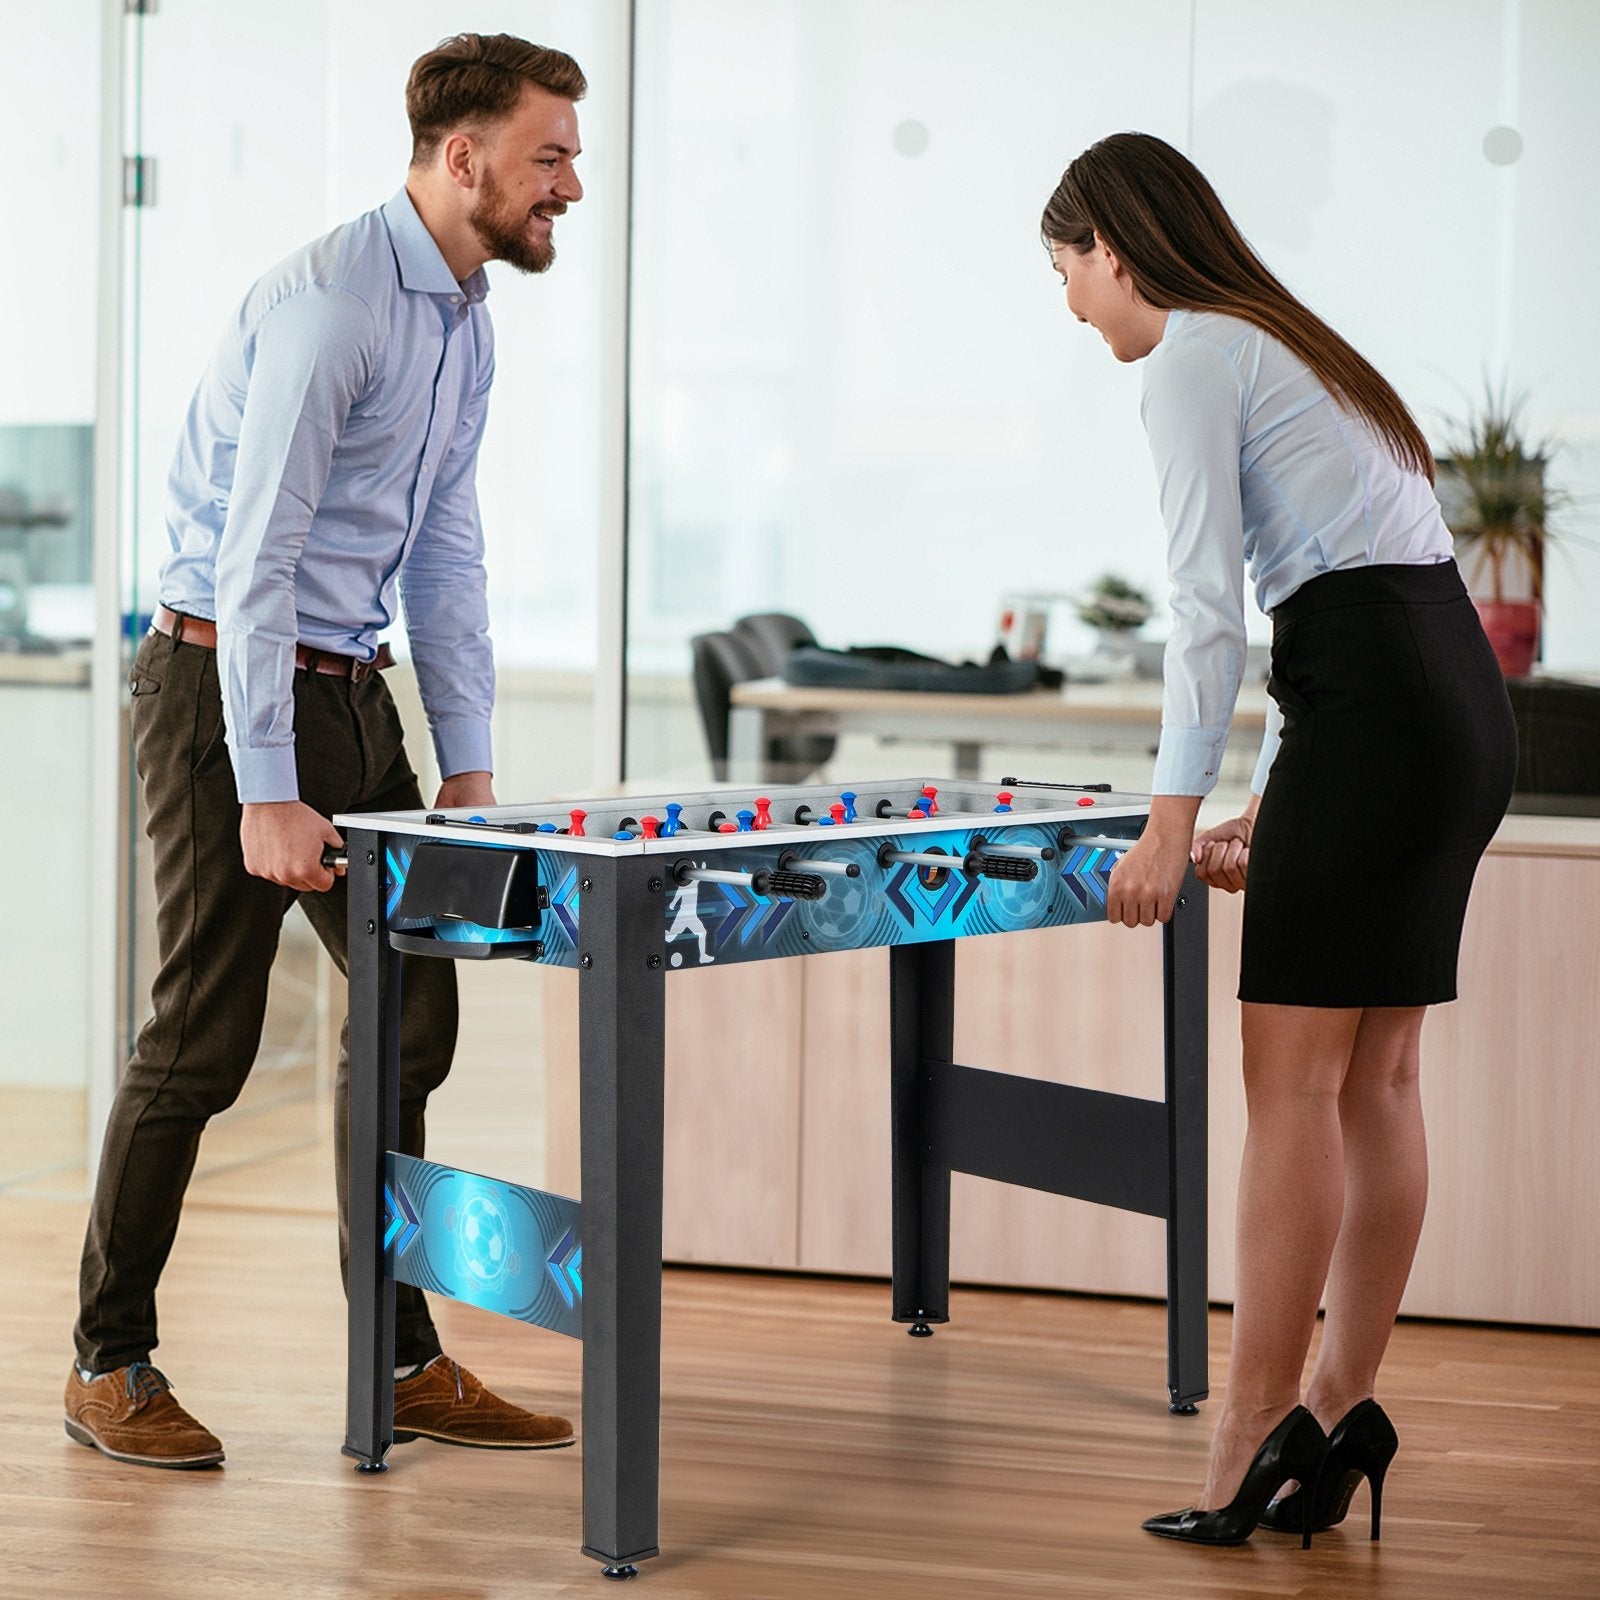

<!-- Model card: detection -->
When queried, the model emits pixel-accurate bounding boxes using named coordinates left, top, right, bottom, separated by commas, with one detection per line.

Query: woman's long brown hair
left=1043, top=133, right=1434, bottom=481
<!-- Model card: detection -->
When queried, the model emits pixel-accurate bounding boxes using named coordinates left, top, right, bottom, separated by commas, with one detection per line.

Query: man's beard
left=469, top=168, right=560, bottom=275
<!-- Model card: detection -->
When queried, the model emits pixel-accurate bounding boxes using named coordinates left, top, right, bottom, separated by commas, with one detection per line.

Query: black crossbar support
left=923, top=1063, right=1168, bottom=1217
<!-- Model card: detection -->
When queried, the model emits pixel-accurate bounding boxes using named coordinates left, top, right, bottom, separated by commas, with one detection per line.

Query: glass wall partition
left=625, top=0, right=1600, bottom=792
left=121, top=1, right=623, bottom=1201
left=0, top=0, right=103, bottom=1196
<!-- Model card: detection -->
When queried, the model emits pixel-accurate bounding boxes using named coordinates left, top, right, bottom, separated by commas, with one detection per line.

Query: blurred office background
left=2, top=0, right=1596, bottom=1205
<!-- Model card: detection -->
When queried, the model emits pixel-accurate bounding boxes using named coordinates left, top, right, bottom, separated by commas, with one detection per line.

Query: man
left=65, top=34, right=585, bottom=1468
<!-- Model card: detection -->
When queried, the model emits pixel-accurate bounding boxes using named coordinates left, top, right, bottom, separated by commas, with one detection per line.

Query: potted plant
left=1074, top=573, right=1154, bottom=677
left=1076, top=571, right=1150, bottom=652
left=1437, top=386, right=1566, bottom=678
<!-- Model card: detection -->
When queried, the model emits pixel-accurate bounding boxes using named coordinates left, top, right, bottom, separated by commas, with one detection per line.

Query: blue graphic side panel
left=656, top=825, right=1132, bottom=966
left=542, top=860, right=583, bottom=965
left=385, top=1153, right=583, bottom=1340
left=381, top=824, right=1138, bottom=972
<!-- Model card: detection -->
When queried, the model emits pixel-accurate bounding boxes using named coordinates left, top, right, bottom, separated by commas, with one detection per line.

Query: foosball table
left=337, top=777, right=1209, bottom=1578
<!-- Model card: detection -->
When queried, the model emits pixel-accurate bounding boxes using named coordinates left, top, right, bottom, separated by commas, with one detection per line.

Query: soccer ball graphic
left=457, top=1192, right=512, bottom=1288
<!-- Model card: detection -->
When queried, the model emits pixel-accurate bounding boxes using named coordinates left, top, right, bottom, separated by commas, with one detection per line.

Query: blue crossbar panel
left=384, top=1152, right=583, bottom=1339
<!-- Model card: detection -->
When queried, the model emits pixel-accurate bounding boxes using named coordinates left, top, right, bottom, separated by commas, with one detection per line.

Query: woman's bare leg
left=1197, top=1001, right=1359, bottom=1510
left=1302, top=1005, right=1428, bottom=1430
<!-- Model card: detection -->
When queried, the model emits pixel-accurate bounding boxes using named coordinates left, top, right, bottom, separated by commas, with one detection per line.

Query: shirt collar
left=381, top=187, right=490, bottom=305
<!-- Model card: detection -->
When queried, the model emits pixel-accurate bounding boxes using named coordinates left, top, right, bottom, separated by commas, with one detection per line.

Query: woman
left=1041, top=133, right=1515, bottom=1548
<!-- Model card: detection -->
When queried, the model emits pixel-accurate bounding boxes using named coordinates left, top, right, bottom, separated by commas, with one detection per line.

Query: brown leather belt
left=151, top=604, right=395, bottom=682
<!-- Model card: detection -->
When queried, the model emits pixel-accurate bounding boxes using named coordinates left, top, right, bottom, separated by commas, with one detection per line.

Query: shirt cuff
left=1151, top=725, right=1230, bottom=797
left=433, top=716, right=494, bottom=782
left=232, top=743, right=301, bottom=804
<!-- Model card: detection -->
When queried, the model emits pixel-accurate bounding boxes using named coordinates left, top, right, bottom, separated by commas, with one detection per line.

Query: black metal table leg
left=1162, top=867, right=1209, bottom=1413
left=577, top=855, right=667, bottom=1574
left=343, top=826, right=400, bottom=1470
left=890, top=940, right=955, bottom=1336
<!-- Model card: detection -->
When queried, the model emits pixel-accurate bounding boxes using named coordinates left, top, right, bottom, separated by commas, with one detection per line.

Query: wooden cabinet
left=546, top=828, right=1600, bottom=1328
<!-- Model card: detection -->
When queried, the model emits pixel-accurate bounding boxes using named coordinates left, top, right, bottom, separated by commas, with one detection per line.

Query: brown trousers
left=75, top=627, right=457, bottom=1371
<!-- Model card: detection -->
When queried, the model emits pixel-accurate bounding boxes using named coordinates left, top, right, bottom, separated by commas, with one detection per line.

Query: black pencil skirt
left=1239, top=561, right=1516, bottom=1008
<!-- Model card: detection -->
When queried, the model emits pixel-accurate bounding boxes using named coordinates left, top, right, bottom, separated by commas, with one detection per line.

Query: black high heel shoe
left=1259, top=1399, right=1398, bottom=1539
left=1142, top=1405, right=1329, bottom=1549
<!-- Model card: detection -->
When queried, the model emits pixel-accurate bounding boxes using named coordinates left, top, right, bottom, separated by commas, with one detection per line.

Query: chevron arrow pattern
left=546, top=1227, right=584, bottom=1310
left=383, top=1178, right=422, bottom=1258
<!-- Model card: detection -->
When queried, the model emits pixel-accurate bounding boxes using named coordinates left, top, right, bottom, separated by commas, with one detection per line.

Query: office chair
left=689, top=624, right=835, bottom=783
left=732, top=612, right=818, bottom=675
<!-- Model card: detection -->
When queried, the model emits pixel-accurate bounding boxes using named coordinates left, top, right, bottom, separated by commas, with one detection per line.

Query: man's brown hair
left=406, top=34, right=586, bottom=166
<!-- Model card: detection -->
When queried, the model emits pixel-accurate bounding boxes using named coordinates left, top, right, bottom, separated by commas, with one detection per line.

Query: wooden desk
left=0, top=646, right=91, bottom=687
left=727, top=676, right=1270, bottom=782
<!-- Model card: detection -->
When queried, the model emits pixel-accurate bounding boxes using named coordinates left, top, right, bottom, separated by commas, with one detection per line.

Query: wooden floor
left=4, top=1192, right=1597, bottom=1600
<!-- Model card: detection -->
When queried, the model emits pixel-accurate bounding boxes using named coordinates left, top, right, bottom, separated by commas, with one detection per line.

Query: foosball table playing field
left=336, top=777, right=1209, bottom=1579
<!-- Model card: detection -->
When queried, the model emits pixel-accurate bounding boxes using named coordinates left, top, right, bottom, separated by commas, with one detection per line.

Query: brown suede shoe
left=391, top=1357, right=574, bottom=1449
left=64, top=1362, right=225, bottom=1469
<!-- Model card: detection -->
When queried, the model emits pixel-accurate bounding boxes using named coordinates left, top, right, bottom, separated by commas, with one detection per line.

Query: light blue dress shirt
left=1140, top=308, right=1454, bottom=797
left=161, top=188, right=497, bottom=803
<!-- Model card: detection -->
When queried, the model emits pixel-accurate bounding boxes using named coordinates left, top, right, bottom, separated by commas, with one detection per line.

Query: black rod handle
left=759, top=869, right=828, bottom=901
left=965, top=852, right=1038, bottom=882
left=423, top=812, right=542, bottom=832
left=999, top=777, right=1113, bottom=792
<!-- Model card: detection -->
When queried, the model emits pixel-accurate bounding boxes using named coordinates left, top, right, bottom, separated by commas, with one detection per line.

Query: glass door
left=121, top=1, right=626, bottom=1204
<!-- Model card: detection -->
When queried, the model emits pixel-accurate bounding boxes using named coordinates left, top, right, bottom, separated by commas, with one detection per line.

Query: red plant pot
left=1474, top=599, right=1541, bottom=678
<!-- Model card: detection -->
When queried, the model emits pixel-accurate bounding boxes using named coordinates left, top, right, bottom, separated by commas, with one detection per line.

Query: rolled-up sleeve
left=214, top=287, right=374, bottom=801
left=1141, top=335, right=1248, bottom=797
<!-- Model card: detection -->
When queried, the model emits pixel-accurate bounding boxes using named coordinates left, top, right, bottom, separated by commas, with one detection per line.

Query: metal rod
left=797, top=858, right=859, bottom=877
left=676, top=865, right=757, bottom=887
left=885, top=849, right=966, bottom=873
